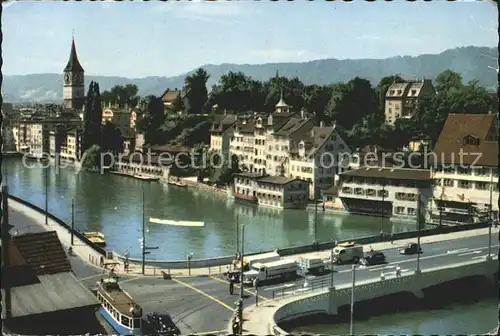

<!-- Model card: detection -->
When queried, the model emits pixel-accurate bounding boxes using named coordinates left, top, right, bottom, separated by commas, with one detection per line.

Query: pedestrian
left=380, top=230, right=384, bottom=241
left=334, top=240, right=338, bottom=248
left=396, top=265, right=401, bottom=277
left=380, top=271, right=385, bottom=280
left=229, top=278, right=234, bottom=295
left=390, top=233, right=394, bottom=245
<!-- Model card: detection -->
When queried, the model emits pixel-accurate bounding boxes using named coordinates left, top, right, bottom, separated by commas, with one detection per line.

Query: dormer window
left=463, top=135, right=480, bottom=146
left=411, top=90, right=417, bottom=95
left=390, top=90, right=395, bottom=95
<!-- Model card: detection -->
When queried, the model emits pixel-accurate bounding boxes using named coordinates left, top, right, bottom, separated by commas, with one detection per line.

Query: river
left=3, top=157, right=418, bottom=259
left=3, top=157, right=497, bottom=333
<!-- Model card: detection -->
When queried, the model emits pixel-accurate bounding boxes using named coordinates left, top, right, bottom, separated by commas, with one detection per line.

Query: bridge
left=263, top=256, right=497, bottom=335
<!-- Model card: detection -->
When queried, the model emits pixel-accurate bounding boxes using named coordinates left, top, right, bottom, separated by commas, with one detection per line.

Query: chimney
left=2, top=185, right=12, bottom=319
left=320, top=121, right=324, bottom=128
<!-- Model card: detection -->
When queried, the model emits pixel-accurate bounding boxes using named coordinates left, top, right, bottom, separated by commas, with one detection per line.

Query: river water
left=3, top=157, right=497, bottom=333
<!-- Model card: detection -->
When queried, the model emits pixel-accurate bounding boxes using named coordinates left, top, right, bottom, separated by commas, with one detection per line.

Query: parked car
left=399, top=243, right=422, bottom=255
left=145, top=313, right=180, bottom=336
left=360, top=252, right=386, bottom=266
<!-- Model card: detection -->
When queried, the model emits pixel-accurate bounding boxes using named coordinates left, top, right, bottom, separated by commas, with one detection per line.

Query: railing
left=272, top=277, right=331, bottom=300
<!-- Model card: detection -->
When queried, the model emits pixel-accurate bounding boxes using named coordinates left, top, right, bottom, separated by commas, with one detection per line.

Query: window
left=395, top=206, right=405, bottom=214
left=458, top=180, right=470, bottom=189
left=475, top=182, right=488, bottom=190
left=443, top=179, right=454, bottom=187
left=377, top=190, right=389, bottom=198
left=354, top=188, right=364, bottom=195
left=463, top=136, right=480, bottom=146
left=121, top=315, right=130, bottom=327
left=407, top=208, right=416, bottom=216
left=474, top=168, right=488, bottom=176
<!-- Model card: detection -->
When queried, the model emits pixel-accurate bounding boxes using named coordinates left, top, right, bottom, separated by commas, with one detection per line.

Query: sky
left=2, top=0, right=498, bottom=78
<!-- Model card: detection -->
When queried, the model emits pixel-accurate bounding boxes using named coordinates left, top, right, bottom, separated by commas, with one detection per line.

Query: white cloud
left=153, top=0, right=247, bottom=22
left=250, top=49, right=327, bottom=63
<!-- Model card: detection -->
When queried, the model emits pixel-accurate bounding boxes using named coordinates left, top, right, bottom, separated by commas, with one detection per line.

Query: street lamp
left=488, top=171, right=494, bottom=259
left=238, top=223, right=245, bottom=336
left=187, top=253, right=193, bottom=276
left=71, top=198, right=75, bottom=245
left=349, top=264, right=357, bottom=335
left=330, top=240, right=335, bottom=288
left=44, top=165, right=49, bottom=225
left=140, top=184, right=158, bottom=275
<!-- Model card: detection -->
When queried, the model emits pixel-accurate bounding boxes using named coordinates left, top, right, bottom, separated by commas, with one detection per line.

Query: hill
left=4, top=46, right=497, bottom=103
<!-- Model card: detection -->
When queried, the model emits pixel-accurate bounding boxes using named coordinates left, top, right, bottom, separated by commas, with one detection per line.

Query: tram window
left=121, top=316, right=130, bottom=327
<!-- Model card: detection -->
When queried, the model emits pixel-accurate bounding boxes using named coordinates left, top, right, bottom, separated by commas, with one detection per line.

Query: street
left=8, top=204, right=498, bottom=334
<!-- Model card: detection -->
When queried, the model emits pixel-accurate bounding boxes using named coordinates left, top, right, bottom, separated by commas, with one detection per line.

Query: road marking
left=458, top=250, right=482, bottom=257
left=208, top=276, right=270, bottom=302
left=264, top=283, right=295, bottom=292
left=368, top=265, right=395, bottom=272
left=191, top=330, right=228, bottom=335
left=447, top=248, right=469, bottom=254
left=79, top=273, right=106, bottom=281
left=172, top=278, right=233, bottom=311
left=472, top=255, right=488, bottom=260
left=335, top=244, right=499, bottom=274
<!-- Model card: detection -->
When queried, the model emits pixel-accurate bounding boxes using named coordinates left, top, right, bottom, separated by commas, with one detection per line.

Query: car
left=360, top=252, right=386, bottom=266
left=399, top=243, right=422, bottom=255
left=144, top=313, right=180, bottom=336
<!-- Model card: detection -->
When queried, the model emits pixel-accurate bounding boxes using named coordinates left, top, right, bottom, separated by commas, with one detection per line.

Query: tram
left=95, top=278, right=143, bottom=335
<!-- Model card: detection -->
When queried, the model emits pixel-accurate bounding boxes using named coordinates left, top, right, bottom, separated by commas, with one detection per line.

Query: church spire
left=64, top=37, right=84, bottom=73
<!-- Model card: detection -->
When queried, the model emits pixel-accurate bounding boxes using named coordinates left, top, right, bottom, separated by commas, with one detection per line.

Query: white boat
left=133, top=173, right=160, bottom=181
left=149, top=217, right=205, bottom=227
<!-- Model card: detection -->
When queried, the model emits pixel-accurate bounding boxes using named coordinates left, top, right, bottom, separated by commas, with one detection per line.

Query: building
left=338, top=167, right=432, bottom=220
left=102, top=106, right=135, bottom=130
left=1, top=229, right=102, bottom=335
left=63, top=38, right=85, bottom=110
left=384, top=79, right=435, bottom=125
left=233, top=173, right=309, bottom=209
left=209, top=114, right=237, bottom=160
left=160, top=88, right=185, bottom=110
left=59, top=128, right=82, bottom=162
left=222, top=94, right=351, bottom=200
left=430, top=114, right=498, bottom=225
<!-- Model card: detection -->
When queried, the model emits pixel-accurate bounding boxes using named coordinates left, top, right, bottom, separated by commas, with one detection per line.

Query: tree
left=82, top=81, right=103, bottom=153
left=325, top=77, right=378, bottom=130
left=435, top=70, right=463, bottom=93
left=303, top=85, right=333, bottom=122
left=101, top=84, right=140, bottom=108
left=81, top=144, right=102, bottom=171
left=217, top=154, right=241, bottom=186
left=184, top=68, right=210, bottom=114
left=264, top=75, right=305, bottom=112
left=210, top=71, right=252, bottom=113
left=101, top=122, right=123, bottom=154
left=136, top=95, right=166, bottom=145
left=170, top=92, right=185, bottom=113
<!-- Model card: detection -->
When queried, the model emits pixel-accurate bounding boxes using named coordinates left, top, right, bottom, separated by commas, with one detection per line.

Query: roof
left=145, top=144, right=192, bottom=153
left=161, top=89, right=185, bottom=102
left=432, top=114, right=497, bottom=167
left=211, top=114, right=237, bottom=133
left=386, top=80, right=433, bottom=98
left=341, top=167, right=431, bottom=181
left=2, top=272, right=99, bottom=319
left=235, top=172, right=263, bottom=179
left=276, top=97, right=289, bottom=108
left=64, top=39, right=84, bottom=73
left=274, top=118, right=308, bottom=136
left=322, top=185, right=338, bottom=196
left=12, top=231, right=72, bottom=275
left=257, top=176, right=304, bottom=185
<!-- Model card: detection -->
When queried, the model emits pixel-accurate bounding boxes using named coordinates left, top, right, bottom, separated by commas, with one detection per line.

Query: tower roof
left=275, top=89, right=288, bottom=108
left=64, top=39, right=84, bottom=73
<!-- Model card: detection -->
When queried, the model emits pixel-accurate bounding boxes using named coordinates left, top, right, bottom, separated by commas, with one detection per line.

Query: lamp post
left=238, top=223, right=245, bottom=336
left=187, top=253, right=193, bottom=276
left=44, top=166, right=48, bottom=225
left=236, top=214, right=239, bottom=256
left=314, top=197, right=318, bottom=244
left=488, top=171, right=493, bottom=259
left=330, top=241, right=335, bottom=288
left=142, top=185, right=146, bottom=275
left=349, top=264, right=356, bottom=335
left=71, top=198, right=75, bottom=245
left=416, top=192, right=422, bottom=273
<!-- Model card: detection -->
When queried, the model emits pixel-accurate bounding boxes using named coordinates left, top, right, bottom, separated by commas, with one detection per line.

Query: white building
left=430, top=113, right=498, bottom=224
left=338, top=167, right=432, bottom=220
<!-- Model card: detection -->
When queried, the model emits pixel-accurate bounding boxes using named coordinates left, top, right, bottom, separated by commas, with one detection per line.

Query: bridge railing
left=272, top=277, right=331, bottom=300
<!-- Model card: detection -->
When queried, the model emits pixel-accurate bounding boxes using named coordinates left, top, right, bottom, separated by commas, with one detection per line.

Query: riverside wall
left=10, top=194, right=491, bottom=270
left=269, top=257, right=498, bottom=336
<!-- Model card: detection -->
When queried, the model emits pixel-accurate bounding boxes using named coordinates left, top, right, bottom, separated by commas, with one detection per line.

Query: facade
left=209, top=114, right=237, bottom=161
left=102, top=106, right=135, bottom=130
left=60, top=128, right=82, bottom=162
left=384, top=79, right=435, bottom=125
left=222, top=95, right=351, bottom=200
left=63, top=38, right=85, bottom=110
left=430, top=114, right=498, bottom=225
left=233, top=173, right=309, bottom=209
left=338, top=167, right=432, bottom=220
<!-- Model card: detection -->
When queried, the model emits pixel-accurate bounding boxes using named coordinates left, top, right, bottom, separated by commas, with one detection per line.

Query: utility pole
left=238, top=223, right=245, bottom=336
left=71, top=198, right=75, bottom=245
left=44, top=166, right=48, bottom=225
left=488, top=171, right=493, bottom=259
left=380, top=178, right=386, bottom=234
left=349, top=265, right=356, bottom=335
left=416, top=192, right=422, bottom=273
left=314, top=197, right=318, bottom=243
left=330, top=241, right=334, bottom=288
left=142, top=185, right=146, bottom=275
left=236, top=214, right=239, bottom=256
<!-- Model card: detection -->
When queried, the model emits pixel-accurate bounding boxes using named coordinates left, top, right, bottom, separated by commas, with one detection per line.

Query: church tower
left=63, top=38, right=85, bottom=110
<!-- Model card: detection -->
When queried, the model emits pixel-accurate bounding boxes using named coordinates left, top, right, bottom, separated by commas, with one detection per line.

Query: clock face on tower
left=64, top=72, right=71, bottom=85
